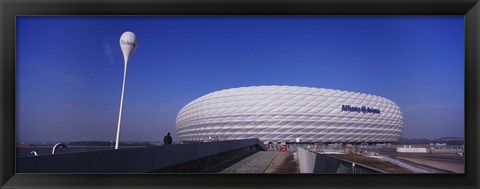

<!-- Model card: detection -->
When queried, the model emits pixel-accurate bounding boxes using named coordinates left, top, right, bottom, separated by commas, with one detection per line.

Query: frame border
left=1, top=0, right=479, bottom=188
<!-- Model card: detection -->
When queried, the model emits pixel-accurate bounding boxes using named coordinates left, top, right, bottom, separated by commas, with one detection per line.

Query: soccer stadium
left=176, top=86, right=403, bottom=143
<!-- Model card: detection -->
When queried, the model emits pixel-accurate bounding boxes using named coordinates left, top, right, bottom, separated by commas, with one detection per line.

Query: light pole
left=115, top=31, right=137, bottom=149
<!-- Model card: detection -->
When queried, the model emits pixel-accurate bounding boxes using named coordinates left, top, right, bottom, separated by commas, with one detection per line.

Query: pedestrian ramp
left=219, top=151, right=278, bottom=173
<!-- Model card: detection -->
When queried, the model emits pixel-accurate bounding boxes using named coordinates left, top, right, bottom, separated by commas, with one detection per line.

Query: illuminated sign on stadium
left=342, top=105, right=380, bottom=114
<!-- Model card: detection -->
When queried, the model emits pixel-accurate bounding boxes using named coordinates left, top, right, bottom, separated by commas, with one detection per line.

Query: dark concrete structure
left=16, top=138, right=265, bottom=173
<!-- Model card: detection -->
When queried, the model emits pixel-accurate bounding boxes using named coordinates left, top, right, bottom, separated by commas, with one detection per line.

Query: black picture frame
left=1, top=0, right=479, bottom=188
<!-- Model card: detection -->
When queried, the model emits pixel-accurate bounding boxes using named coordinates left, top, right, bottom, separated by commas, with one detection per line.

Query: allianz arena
left=176, top=86, right=403, bottom=143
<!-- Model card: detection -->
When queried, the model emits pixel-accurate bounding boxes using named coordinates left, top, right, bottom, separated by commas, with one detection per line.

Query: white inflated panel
left=176, top=86, right=403, bottom=143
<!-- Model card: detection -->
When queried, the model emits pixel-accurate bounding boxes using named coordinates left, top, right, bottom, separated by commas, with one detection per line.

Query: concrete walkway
left=220, top=151, right=278, bottom=173
left=264, top=150, right=300, bottom=173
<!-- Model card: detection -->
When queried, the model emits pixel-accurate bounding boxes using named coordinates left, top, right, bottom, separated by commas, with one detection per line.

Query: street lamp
left=115, top=31, right=137, bottom=149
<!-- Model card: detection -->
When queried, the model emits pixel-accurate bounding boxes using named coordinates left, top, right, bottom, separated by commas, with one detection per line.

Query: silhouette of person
left=164, top=132, right=172, bottom=145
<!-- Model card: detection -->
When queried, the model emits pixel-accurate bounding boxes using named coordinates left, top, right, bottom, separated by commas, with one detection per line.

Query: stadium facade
left=176, top=86, right=403, bottom=143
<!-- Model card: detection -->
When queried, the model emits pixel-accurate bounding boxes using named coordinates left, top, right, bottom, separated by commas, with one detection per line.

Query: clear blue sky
left=16, top=16, right=464, bottom=143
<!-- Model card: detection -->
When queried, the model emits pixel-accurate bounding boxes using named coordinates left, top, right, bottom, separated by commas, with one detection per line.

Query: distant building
left=176, top=86, right=404, bottom=143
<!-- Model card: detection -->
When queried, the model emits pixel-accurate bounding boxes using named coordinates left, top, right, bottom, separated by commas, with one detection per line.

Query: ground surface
left=264, top=151, right=300, bottom=173
left=383, top=152, right=465, bottom=173
left=328, top=153, right=414, bottom=173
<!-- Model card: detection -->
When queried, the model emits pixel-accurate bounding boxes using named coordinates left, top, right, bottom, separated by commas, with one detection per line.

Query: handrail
left=52, top=142, right=68, bottom=154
